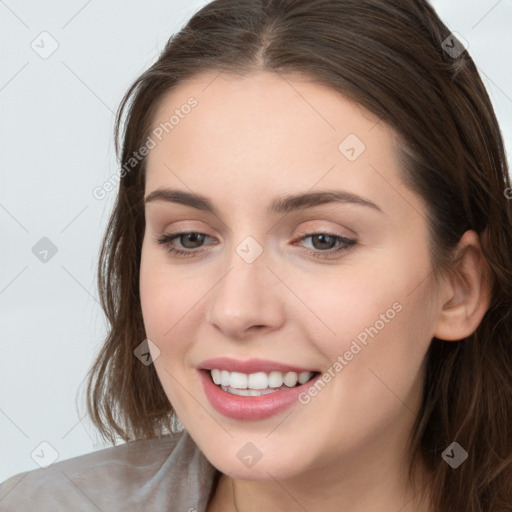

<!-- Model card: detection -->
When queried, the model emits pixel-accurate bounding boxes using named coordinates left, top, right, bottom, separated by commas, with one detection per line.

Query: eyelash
left=154, top=230, right=357, bottom=260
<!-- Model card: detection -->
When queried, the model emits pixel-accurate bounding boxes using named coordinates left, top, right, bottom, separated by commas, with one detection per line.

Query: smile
left=198, top=358, right=322, bottom=420
left=210, top=369, right=316, bottom=396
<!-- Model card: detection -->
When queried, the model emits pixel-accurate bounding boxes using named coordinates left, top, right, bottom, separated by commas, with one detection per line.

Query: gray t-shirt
left=0, top=429, right=220, bottom=511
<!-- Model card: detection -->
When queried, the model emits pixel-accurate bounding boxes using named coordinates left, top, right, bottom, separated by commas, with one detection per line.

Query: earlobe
left=433, top=230, right=493, bottom=342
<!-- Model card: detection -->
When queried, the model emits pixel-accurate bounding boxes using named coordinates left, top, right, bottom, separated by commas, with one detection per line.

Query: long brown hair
left=84, top=1, right=512, bottom=509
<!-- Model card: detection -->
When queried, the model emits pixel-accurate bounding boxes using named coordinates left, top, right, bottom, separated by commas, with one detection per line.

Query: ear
left=433, top=230, right=493, bottom=342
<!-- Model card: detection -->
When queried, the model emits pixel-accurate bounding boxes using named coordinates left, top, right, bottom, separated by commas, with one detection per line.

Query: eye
left=155, top=232, right=215, bottom=257
left=293, top=231, right=357, bottom=259
left=154, top=230, right=357, bottom=259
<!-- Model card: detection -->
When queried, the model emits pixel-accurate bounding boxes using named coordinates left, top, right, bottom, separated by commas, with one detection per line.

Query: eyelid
left=292, top=222, right=356, bottom=240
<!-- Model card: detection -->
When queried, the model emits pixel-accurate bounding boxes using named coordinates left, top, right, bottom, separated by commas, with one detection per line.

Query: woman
left=1, top=0, right=511, bottom=510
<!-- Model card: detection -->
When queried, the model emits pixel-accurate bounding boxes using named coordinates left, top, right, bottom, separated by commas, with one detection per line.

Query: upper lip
left=199, top=357, right=318, bottom=374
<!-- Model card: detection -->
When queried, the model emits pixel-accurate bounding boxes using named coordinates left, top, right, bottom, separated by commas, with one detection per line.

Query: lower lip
left=199, top=370, right=321, bottom=421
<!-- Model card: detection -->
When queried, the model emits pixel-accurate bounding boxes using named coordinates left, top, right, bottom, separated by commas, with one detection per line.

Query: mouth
left=198, top=358, right=322, bottom=420
left=204, top=368, right=320, bottom=397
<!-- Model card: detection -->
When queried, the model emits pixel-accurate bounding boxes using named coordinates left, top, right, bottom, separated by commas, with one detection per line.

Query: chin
left=199, top=438, right=314, bottom=482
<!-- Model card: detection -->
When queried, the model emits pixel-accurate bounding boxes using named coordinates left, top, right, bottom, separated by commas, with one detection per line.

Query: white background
left=1, top=0, right=511, bottom=482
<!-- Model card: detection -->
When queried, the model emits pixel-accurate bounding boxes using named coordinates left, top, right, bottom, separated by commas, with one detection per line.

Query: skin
left=139, top=70, right=491, bottom=512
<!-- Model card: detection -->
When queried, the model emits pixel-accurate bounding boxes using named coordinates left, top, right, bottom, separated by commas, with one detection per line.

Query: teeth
left=283, top=372, right=298, bottom=387
left=220, top=370, right=230, bottom=387
left=248, top=372, right=268, bottom=389
left=221, top=385, right=280, bottom=396
left=268, top=371, right=283, bottom=388
left=211, top=369, right=221, bottom=385
left=229, top=371, right=248, bottom=389
left=209, top=369, right=314, bottom=391
left=298, top=371, right=312, bottom=384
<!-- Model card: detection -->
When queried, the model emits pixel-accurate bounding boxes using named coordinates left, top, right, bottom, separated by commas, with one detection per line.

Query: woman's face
left=139, top=70, right=442, bottom=481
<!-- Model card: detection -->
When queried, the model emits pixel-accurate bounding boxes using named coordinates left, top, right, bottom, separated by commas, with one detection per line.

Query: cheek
left=292, top=246, right=434, bottom=390
left=287, top=261, right=408, bottom=354
left=140, top=248, right=182, bottom=343
left=139, top=246, right=214, bottom=359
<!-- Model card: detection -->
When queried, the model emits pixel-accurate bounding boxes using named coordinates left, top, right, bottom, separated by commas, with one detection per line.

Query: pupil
left=182, top=233, right=204, bottom=248
left=313, top=234, right=335, bottom=250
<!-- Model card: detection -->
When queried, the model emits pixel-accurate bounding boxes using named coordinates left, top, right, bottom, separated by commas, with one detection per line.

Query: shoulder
left=0, top=430, right=218, bottom=512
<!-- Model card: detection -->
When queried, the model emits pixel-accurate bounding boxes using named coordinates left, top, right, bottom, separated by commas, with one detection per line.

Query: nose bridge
left=206, top=237, right=284, bottom=337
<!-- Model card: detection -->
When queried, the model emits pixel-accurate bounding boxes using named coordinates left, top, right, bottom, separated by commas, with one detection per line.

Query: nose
left=205, top=247, right=285, bottom=340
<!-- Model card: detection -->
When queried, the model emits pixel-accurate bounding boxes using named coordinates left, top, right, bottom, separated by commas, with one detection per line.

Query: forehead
left=149, top=70, right=384, bottom=146
left=144, top=70, right=419, bottom=220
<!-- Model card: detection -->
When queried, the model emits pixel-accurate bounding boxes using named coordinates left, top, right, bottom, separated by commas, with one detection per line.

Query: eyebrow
left=144, top=188, right=383, bottom=215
